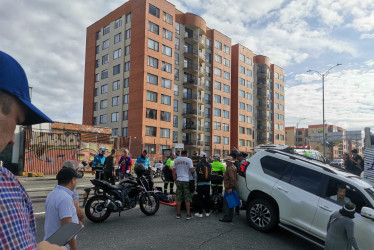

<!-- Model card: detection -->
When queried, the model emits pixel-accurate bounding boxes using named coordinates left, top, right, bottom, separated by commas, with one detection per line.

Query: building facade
left=83, top=0, right=285, bottom=158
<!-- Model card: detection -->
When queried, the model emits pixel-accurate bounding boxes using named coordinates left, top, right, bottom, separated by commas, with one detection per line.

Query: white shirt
left=173, top=156, right=193, bottom=181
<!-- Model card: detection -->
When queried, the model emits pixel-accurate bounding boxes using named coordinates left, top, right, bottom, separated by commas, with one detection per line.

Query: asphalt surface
left=20, top=175, right=321, bottom=250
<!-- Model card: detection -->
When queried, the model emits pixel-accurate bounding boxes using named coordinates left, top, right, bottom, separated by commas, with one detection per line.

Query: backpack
left=196, top=161, right=212, bottom=182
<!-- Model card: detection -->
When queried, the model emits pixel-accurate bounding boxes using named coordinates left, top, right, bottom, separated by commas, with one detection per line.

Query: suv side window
left=260, top=156, right=289, bottom=179
left=288, top=165, right=326, bottom=195
left=324, top=177, right=370, bottom=212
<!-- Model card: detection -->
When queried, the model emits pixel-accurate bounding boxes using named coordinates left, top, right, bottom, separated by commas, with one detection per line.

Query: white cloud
left=360, top=33, right=374, bottom=39
left=286, top=66, right=374, bottom=130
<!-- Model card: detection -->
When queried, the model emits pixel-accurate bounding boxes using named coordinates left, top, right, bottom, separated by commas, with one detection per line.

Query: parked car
left=237, top=145, right=374, bottom=249
left=330, top=158, right=344, bottom=169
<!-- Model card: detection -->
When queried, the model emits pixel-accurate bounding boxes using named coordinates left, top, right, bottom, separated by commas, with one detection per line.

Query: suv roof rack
left=265, top=149, right=336, bottom=174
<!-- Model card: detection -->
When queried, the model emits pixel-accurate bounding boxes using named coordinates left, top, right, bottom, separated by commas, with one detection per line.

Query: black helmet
left=134, top=163, right=146, bottom=176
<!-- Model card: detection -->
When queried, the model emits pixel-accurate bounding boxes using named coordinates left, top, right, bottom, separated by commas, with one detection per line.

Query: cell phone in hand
left=46, top=222, right=83, bottom=246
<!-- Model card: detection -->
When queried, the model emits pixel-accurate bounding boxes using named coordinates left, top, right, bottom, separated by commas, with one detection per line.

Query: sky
left=1, top=0, right=373, bottom=132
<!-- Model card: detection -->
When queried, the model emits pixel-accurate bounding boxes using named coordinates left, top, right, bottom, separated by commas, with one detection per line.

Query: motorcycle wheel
left=76, top=171, right=84, bottom=178
left=85, top=195, right=111, bottom=223
left=139, top=193, right=159, bottom=216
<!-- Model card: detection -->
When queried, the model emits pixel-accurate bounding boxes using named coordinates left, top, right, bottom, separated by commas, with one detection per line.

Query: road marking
left=34, top=212, right=46, bottom=215
left=26, top=184, right=90, bottom=192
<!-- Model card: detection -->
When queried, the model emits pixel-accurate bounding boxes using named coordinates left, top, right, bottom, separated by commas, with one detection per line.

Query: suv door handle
left=319, top=205, right=333, bottom=212
left=277, top=186, right=289, bottom=193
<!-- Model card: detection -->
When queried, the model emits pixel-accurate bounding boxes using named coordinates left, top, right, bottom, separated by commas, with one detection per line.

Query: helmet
left=134, top=163, right=146, bottom=176
left=199, top=152, right=207, bottom=158
left=213, top=154, right=220, bottom=160
left=99, top=147, right=107, bottom=154
left=62, top=160, right=79, bottom=170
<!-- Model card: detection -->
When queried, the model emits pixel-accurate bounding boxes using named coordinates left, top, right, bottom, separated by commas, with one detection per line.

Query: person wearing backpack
left=194, top=152, right=212, bottom=217
left=211, top=154, right=226, bottom=194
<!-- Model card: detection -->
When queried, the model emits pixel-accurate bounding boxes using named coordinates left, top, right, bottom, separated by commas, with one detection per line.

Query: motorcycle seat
left=109, top=184, right=124, bottom=190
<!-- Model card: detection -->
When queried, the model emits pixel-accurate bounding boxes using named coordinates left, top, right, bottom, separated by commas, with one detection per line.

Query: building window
left=240, top=66, right=245, bottom=74
left=123, top=110, right=128, bottom=121
left=100, top=99, right=107, bottom=109
left=148, top=21, right=159, bottom=34
left=246, top=57, right=252, bottom=65
left=206, top=52, right=211, bottom=63
left=146, top=108, right=157, bottom=119
left=113, top=64, right=121, bottom=75
left=205, top=107, right=210, bottom=118
left=161, top=94, right=171, bottom=105
left=214, top=94, right=221, bottom=104
left=214, top=81, right=221, bottom=90
left=113, top=48, right=121, bottom=59
left=223, top=137, right=229, bottom=145
left=102, top=54, right=109, bottom=65
left=94, top=102, right=98, bottom=111
left=240, top=78, right=245, bottom=86
left=145, top=144, right=156, bottom=154
left=239, top=54, right=245, bottom=62
left=100, top=114, right=107, bottom=124
left=239, top=127, right=245, bottom=134
left=95, top=59, right=100, bottom=68
left=223, top=71, right=230, bottom=80
left=175, top=53, right=179, bottom=65
left=101, top=84, right=108, bottom=94
left=175, top=37, right=180, bottom=50
left=246, top=104, right=252, bottom=112
left=112, top=96, right=119, bottom=106
left=223, top=123, right=229, bottom=132
left=124, top=62, right=130, bottom=72
left=126, top=13, right=131, bottom=23
left=175, top=22, right=180, bottom=34
left=149, top=4, right=160, bottom=17
left=96, top=31, right=101, bottom=40
left=280, top=94, right=284, bottom=101
left=103, top=25, right=110, bottom=35
left=148, top=38, right=159, bottom=51
left=223, top=97, right=229, bottom=106
left=162, top=45, right=172, bottom=56
left=247, top=69, right=252, bottom=77
left=123, top=94, right=129, bottom=104
left=163, top=12, right=173, bottom=24
left=275, top=93, right=279, bottom=99
left=147, top=91, right=157, bottom=102
left=214, top=136, right=221, bottom=144
left=224, top=58, right=230, bottom=67
left=247, top=81, right=252, bottom=89
left=160, top=145, right=170, bottom=155
left=174, top=69, right=179, bottom=81
left=246, top=128, right=252, bottom=135
left=246, top=140, right=252, bottom=147
left=206, top=38, right=212, bottom=49
left=214, top=68, right=221, bottom=77
left=111, top=112, right=119, bottom=122
left=147, top=56, right=158, bottom=68
left=173, top=115, right=178, bottom=128
left=145, top=126, right=157, bottom=137
left=162, top=61, right=172, bottom=73
left=124, top=77, right=129, bottom=88
left=239, top=139, right=245, bottom=146
left=224, top=45, right=230, bottom=54
left=162, top=28, right=173, bottom=41
left=96, top=45, right=100, bottom=54
left=103, top=39, right=109, bottom=50
left=94, top=87, right=99, bottom=96
left=247, top=116, right=252, bottom=123
left=239, top=114, right=245, bottom=122
left=112, top=128, right=118, bottom=136
left=214, top=122, right=221, bottom=130
left=205, top=93, right=211, bottom=104
left=239, top=102, right=245, bottom=110
left=223, top=84, right=230, bottom=93
left=280, top=135, right=284, bottom=140
left=114, top=33, right=121, bottom=44
left=215, top=40, right=222, bottom=50
left=125, top=45, right=130, bottom=56
left=147, top=73, right=158, bottom=85
left=93, top=116, right=97, bottom=125
left=239, top=90, right=245, bottom=98
left=123, top=127, right=128, bottom=136
left=214, top=108, right=221, bottom=117
left=169, top=99, right=177, bottom=113
left=125, top=29, right=131, bottom=40
left=215, top=54, right=222, bottom=63
left=161, top=78, right=172, bottom=89
left=247, top=92, right=252, bottom=100
left=161, top=111, right=171, bottom=122
left=223, top=110, right=229, bottom=119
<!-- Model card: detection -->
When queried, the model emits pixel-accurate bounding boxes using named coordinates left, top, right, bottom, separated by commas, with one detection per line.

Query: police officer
left=211, top=154, right=226, bottom=194
left=92, top=147, right=107, bottom=180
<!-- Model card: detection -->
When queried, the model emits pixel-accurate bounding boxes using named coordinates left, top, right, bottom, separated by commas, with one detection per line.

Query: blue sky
left=0, top=0, right=373, bottom=131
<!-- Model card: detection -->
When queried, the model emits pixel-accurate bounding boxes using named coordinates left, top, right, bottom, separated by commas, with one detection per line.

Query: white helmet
left=99, top=147, right=107, bottom=154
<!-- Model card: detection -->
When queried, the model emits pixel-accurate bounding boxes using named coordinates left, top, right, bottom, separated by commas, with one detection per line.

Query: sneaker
left=186, top=215, right=192, bottom=220
left=205, top=212, right=210, bottom=217
left=194, top=213, right=203, bottom=218
left=176, top=214, right=181, bottom=219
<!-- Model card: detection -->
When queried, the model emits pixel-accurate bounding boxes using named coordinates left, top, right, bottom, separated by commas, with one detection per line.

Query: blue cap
left=0, top=51, right=53, bottom=125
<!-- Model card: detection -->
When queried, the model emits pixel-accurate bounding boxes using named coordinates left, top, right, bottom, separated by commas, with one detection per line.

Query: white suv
left=237, top=147, right=374, bottom=249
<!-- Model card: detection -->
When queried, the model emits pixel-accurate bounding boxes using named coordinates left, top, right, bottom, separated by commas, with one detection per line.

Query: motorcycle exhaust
left=104, top=199, right=118, bottom=211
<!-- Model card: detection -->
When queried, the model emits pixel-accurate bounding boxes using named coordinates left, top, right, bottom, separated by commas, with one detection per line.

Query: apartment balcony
left=198, top=67, right=205, bottom=77
left=182, top=94, right=204, bottom=105
left=197, top=125, right=204, bottom=133
left=184, top=47, right=198, bottom=59
left=205, top=127, right=211, bottom=132
left=257, top=68, right=269, bottom=78
left=184, top=32, right=199, bottom=43
left=182, top=108, right=204, bottom=118
left=183, top=62, right=198, bottom=74
left=199, top=37, right=205, bottom=48
left=258, top=102, right=271, bottom=110
left=182, top=125, right=197, bottom=133
left=183, top=78, right=204, bottom=90
left=183, top=140, right=204, bottom=148
left=198, top=51, right=205, bottom=63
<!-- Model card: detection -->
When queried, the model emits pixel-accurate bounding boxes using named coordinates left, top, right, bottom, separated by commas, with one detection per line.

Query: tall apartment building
left=285, top=124, right=363, bottom=160
left=83, top=0, right=285, bottom=158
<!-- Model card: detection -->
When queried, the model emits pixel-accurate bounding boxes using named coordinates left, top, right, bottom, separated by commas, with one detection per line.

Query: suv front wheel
left=247, top=198, right=278, bottom=232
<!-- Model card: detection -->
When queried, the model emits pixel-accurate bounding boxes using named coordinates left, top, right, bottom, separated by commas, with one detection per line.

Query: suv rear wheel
left=247, top=198, right=278, bottom=232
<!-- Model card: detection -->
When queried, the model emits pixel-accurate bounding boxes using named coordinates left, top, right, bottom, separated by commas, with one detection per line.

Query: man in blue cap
left=0, top=51, right=64, bottom=249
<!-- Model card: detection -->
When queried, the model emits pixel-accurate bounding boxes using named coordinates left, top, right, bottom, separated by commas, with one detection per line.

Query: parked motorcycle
left=151, top=162, right=163, bottom=179
left=83, top=164, right=159, bottom=223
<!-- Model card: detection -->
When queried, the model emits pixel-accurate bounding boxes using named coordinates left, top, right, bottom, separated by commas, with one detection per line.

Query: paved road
left=20, top=175, right=321, bottom=250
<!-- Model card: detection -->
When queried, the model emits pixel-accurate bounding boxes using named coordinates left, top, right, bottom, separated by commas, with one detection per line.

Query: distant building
left=83, top=0, right=286, bottom=158
left=286, top=124, right=363, bottom=160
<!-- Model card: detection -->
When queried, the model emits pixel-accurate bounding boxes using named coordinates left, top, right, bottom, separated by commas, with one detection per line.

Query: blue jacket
left=93, top=154, right=106, bottom=168
left=136, top=155, right=150, bottom=168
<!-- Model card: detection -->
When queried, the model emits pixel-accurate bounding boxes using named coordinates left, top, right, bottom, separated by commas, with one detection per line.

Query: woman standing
left=325, top=202, right=360, bottom=250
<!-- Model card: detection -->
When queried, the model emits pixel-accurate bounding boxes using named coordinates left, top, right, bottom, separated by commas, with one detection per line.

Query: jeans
left=197, top=185, right=210, bottom=214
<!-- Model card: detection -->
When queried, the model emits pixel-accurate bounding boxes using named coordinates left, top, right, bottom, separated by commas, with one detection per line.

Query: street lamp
left=295, top=118, right=306, bottom=146
left=307, top=64, right=342, bottom=158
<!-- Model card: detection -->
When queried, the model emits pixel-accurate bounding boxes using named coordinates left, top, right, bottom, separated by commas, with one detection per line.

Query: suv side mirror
left=361, top=207, right=374, bottom=220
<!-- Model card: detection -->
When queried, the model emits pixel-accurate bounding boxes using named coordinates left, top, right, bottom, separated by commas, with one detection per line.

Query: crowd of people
left=342, top=149, right=364, bottom=176
left=0, top=51, right=364, bottom=249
